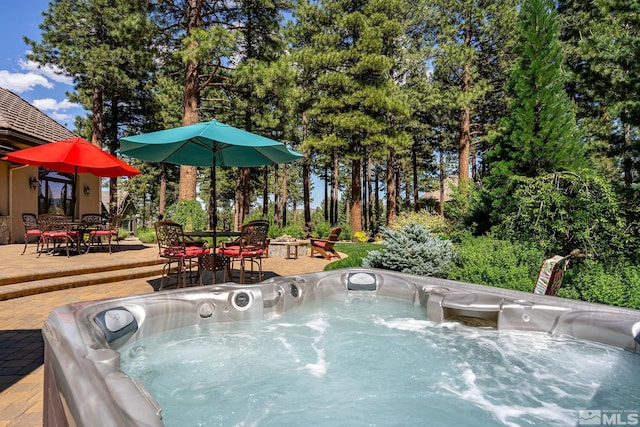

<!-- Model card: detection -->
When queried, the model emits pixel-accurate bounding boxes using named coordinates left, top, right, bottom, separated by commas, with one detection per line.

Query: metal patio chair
left=155, top=220, right=208, bottom=290
left=218, top=220, right=269, bottom=284
left=21, top=213, right=42, bottom=255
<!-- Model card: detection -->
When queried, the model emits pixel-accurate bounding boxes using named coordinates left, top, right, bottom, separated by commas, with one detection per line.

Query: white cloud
left=18, top=58, right=74, bottom=85
left=32, top=97, right=80, bottom=112
left=0, top=69, right=53, bottom=93
left=49, top=111, right=75, bottom=125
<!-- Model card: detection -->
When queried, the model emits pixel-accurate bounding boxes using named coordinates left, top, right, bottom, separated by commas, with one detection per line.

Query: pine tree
left=290, top=0, right=412, bottom=233
left=486, top=0, right=584, bottom=187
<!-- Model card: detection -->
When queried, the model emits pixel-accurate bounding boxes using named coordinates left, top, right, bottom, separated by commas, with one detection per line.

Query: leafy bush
left=362, top=222, right=454, bottom=277
left=324, top=243, right=384, bottom=271
left=353, top=231, right=368, bottom=243
left=560, top=262, right=640, bottom=309
left=392, top=210, right=452, bottom=238
left=490, top=172, right=627, bottom=263
left=136, top=227, right=156, bottom=244
left=166, top=200, right=206, bottom=231
left=279, top=224, right=305, bottom=239
left=447, top=233, right=545, bottom=292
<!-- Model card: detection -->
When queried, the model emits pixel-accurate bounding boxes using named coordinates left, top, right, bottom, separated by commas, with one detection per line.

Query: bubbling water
left=120, top=295, right=640, bottom=426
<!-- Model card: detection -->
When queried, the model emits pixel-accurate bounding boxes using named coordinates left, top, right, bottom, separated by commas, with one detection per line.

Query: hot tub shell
left=42, top=268, right=640, bottom=426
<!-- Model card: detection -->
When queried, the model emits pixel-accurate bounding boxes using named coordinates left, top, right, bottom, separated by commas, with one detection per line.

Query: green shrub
left=560, top=262, right=640, bottom=309
left=166, top=200, right=206, bottom=231
left=362, top=222, right=454, bottom=277
left=447, top=233, right=544, bottom=292
left=324, top=243, right=383, bottom=271
left=311, top=222, right=332, bottom=239
left=491, top=172, right=627, bottom=263
left=279, top=224, right=304, bottom=239
left=117, top=228, right=129, bottom=240
left=392, top=210, right=452, bottom=238
left=136, top=227, right=156, bottom=244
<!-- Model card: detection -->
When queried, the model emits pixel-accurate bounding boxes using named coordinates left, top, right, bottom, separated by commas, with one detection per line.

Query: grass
left=324, top=242, right=384, bottom=271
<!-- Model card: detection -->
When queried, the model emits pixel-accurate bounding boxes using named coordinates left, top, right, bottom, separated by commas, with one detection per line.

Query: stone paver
left=0, top=239, right=333, bottom=426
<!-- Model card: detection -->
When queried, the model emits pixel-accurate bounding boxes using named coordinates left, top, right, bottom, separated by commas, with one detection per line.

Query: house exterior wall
left=76, top=174, right=101, bottom=218
left=8, top=165, right=38, bottom=244
left=2, top=165, right=101, bottom=244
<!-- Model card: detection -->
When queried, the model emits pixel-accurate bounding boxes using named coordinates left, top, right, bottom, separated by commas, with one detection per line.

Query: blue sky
left=1, top=1, right=326, bottom=207
left=0, top=0, right=86, bottom=129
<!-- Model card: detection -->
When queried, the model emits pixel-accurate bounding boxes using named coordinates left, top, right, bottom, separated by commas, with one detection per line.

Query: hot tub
left=42, top=268, right=640, bottom=426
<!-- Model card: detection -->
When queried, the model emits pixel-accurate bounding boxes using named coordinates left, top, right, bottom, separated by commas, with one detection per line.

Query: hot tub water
left=120, top=296, right=640, bottom=427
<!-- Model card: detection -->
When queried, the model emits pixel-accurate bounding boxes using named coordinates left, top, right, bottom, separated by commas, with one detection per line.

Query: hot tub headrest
left=94, top=306, right=139, bottom=343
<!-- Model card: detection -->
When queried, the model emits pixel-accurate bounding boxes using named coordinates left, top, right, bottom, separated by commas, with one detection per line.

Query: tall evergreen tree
left=26, top=0, right=155, bottom=215
left=480, top=0, right=586, bottom=232
left=428, top=0, right=517, bottom=186
left=486, top=0, right=584, bottom=186
left=559, top=0, right=640, bottom=188
left=290, top=0, right=411, bottom=234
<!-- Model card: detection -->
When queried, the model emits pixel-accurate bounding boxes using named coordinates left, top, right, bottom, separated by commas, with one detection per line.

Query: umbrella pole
left=72, top=166, right=78, bottom=221
left=212, top=164, right=218, bottom=245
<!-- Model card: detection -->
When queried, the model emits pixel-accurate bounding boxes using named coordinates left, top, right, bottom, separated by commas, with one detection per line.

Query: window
left=38, top=169, right=75, bottom=216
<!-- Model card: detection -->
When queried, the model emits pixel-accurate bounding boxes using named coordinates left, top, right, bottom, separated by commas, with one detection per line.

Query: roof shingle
left=0, top=87, right=76, bottom=154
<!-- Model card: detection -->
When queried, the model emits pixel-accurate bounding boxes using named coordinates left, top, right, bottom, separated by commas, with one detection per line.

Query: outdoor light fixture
left=83, top=185, right=91, bottom=197
left=29, top=176, right=38, bottom=191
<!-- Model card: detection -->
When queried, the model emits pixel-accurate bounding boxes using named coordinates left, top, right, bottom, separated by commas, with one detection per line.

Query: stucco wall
left=9, top=165, right=39, bottom=244
left=2, top=165, right=101, bottom=244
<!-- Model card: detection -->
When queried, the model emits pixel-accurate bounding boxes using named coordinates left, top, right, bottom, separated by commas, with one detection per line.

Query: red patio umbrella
left=1, top=137, right=141, bottom=219
left=1, top=137, right=140, bottom=177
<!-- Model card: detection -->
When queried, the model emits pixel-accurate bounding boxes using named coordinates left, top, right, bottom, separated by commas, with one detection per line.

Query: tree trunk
left=159, top=163, right=166, bottom=219
left=273, top=164, right=281, bottom=226
left=234, top=171, right=243, bottom=230
left=386, top=148, right=396, bottom=227
left=412, top=141, right=419, bottom=212
left=302, top=115, right=312, bottom=236
left=282, top=164, right=288, bottom=227
left=91, top=86, right=103, bottom=148
left=109, top=96, right=119, bottom=217
left=374, top=165, right=380, bottom=233
left=351, top=157, right=362, bottom=237
left=303, top=148, right=312, bottom=237
left=263, top=166, right=269, bottom=217
left=362, top=152, right=368, bottom=232
left=624, top=123, right=633, bottom=187
left=324, top=164, right=329, bottom=222
left=458, top=20, right=471, bottom=186
left=367, top=156, right=373, bottom=234
left=178, top=0, right=202, bottom=201
left=242, top=167, right=250, bottom=222
left=439, top=149, right=445, bottom=217
left=331, top=151, right=339, bottom=225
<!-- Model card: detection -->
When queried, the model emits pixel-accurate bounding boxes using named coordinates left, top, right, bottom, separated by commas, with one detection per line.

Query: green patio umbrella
left=120, top=120, right=302, bottom=230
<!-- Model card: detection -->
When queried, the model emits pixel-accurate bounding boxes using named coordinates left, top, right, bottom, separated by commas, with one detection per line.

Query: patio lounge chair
left=309, top=227, right=342, bottom=260
left=218, top=220, right=269, bottom=284
left=155, top=220, right=208, bottom=290
left=21, top=213, right=42, bottom=255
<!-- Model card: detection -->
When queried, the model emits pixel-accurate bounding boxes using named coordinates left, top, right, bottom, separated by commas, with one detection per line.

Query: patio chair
left=199, top=252, right=229, bottom=284
left=155, top=220, right=208, bottom=290
left=218, top=220, right=269, bottom=284
left=85, top=214, right=121, bottom=254
left=309, top=227, right=342, bottom=260
left=38, top=213, right=79, bottom=257
left=21, top=213, right=42, bottom=255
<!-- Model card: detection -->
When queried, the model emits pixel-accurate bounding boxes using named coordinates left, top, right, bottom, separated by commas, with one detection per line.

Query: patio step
left=0, top=263, right=165, bottom=301
left=0, top=259, right=163, bottom=287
